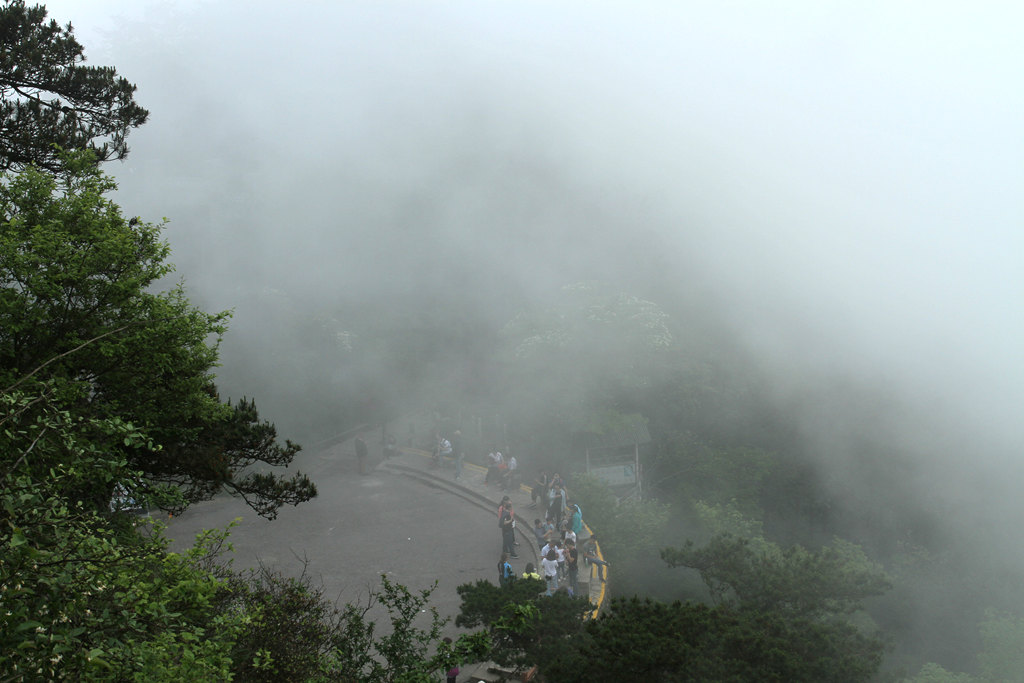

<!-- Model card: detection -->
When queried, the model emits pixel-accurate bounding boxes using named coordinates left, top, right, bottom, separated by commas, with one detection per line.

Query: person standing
left=354, top=435, right=368, bottom=475
left=540, top=538, right=557, bottom=562
left=541, top=549, right=559, bottom=596
left=570, top=503, right=583, bottom=537
left=548, top=482, right=566, bottom=527
left=497, top=552, right=514, bottom=587
left=546, top=481, right=559, bottom=524
left=499, top=496, right=518, bottom=558
left=565, top=539, right=579, bottom=596
left=532, top=519, right=549, bottom=549
left=582, top=535, right=610, bottom=582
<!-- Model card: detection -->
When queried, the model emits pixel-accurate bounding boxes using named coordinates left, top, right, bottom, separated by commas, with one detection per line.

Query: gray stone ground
left=167, top=437, right=498, bottom=627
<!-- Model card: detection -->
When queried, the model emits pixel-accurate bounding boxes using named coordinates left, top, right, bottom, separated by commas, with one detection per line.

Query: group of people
left=530, top=470, right=581, bottom=535
left=484, top=446, right=518, bottom=490
left=494, top=472, right=609, bottom=599
left=428, top=430, right=519, bottom=491
left=500, top=525, right=608, bottom=598
left=416, top=427, right=610, bottom=601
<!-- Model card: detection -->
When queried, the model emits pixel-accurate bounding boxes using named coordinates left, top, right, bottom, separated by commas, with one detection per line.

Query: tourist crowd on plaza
left=496, top=466, right=609, bottom=598
left=423, top=430, right=609, bottom=599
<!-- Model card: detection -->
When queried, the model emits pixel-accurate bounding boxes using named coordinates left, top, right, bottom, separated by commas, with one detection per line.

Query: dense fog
left=43, top=0, right=1024, bottom=675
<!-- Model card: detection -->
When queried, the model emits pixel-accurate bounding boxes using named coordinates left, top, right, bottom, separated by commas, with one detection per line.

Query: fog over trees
left=7, top=1, right=1024, bottom=680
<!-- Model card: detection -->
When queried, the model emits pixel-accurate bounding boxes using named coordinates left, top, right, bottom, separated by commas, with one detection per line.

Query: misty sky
left=42, top=2, right=1024, bottom=505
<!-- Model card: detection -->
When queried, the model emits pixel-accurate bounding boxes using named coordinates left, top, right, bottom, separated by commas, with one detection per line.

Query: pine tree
left=0, top=0, right=149, bottom=171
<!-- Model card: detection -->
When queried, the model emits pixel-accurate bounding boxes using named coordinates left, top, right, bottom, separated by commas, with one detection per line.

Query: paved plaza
left=166, top=429, right=606, bottom=681
left=166, top=436, right=502, bottom=636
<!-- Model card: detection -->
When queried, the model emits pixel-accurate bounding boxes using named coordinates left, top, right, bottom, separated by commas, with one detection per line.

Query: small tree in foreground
left=0, top=387, right=239, bottom=679
left=225, top=569, right=489, bottom=683
left=456, top=578, right=591, bottom=675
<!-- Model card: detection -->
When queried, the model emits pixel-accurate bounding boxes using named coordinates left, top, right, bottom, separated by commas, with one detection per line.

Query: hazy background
left=41, top=0, right=1024, bottom=669
left=48, top=0, right=1023, bottom=494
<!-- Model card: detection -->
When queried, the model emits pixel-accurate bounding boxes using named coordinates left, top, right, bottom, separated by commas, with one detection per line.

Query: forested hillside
left=5, top=1, right=1024, bottom=681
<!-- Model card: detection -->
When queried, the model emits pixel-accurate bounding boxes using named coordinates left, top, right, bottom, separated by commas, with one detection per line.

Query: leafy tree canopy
left=570, top=472, right=670, bottom=559
left=0, top=153, right=314, bottom=517
left=0, top=0, right=148, bottom=172
left=544, top=596, right=885, bottom=683
left=0, top=385, right=239, bottom=680
left=498, top=281, right=672, bottom=438
left=456, top=577, right=591, bottom=673
left=662, top=532, right=891, bottom=617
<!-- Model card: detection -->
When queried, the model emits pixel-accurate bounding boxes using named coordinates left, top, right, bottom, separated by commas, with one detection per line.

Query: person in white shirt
left=540, top=549, right=559, bottom=595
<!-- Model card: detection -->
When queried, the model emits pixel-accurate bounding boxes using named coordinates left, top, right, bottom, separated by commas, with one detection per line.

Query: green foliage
left=0, top=155, right=314, bottom=518
left=0, top=384, right=240, bottom=680
left=903, top=663, right=979, bottom=683
left=571, top=473, right=670, bottom=558
left=308, top=575, right=488, bottom=683
left=504, top=281, right=673, bottom=362
left=577, top=409, right=647, bottom=439
left=0, top=0, right=149, bottom=172
left=212, top=563, right=494, bottom=682
left=660, top=435, right=776, bottom=517
left=900, top=609, right=1024, bottom=683
left=0, top=151, right=320, bottom=677
left=542, top=597, right=885, bottom=682
left=0, top=11, right=485, bottom=677
left=456, top=578, right=591, bottom=672
left=976, top=609, right=1024, bottom=682
left=693, top=499, right=767, bottom=542
left=655, top=525, right=887, bottom=682
left=662, top=533, right=891, bottom=616
left=497, top=282, right=671, bottom=447
left=223, top=563, right=340, bottom=682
